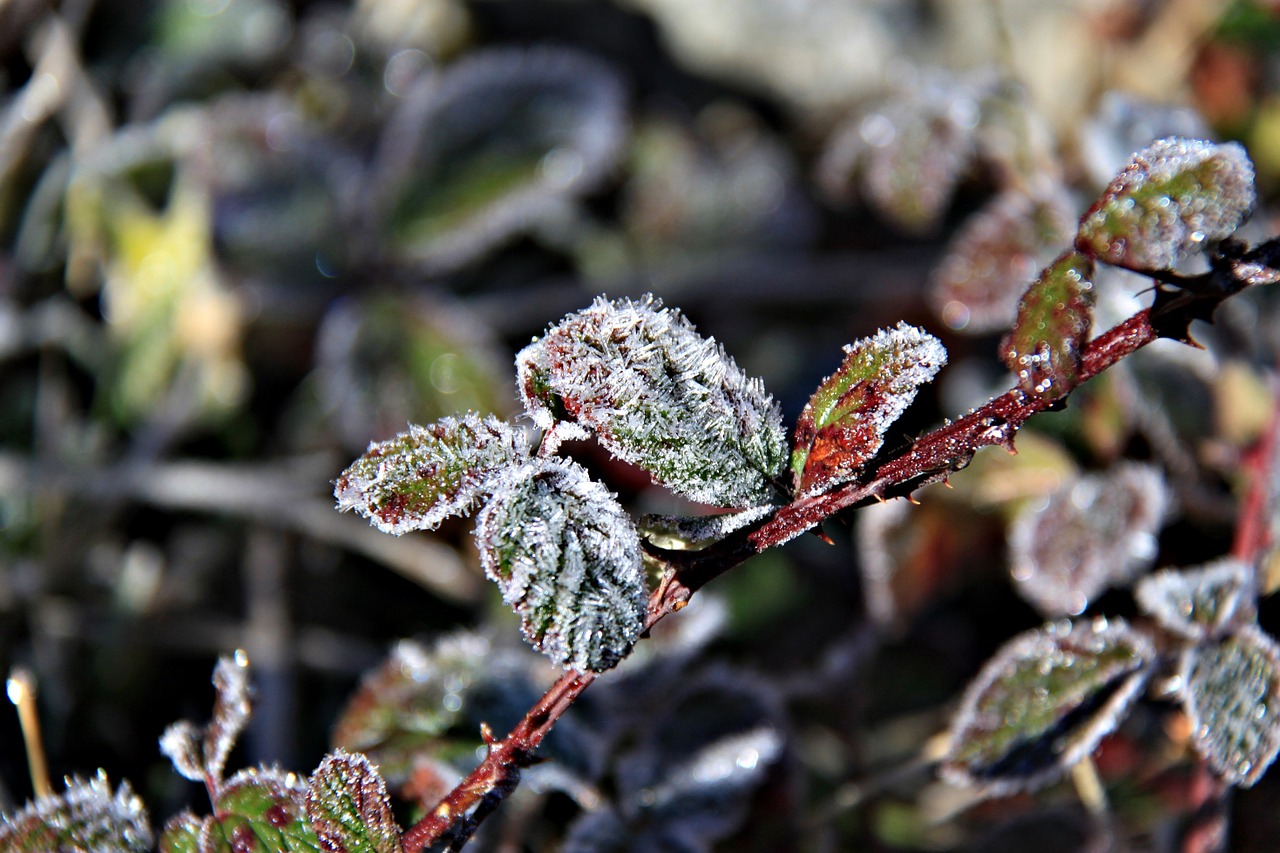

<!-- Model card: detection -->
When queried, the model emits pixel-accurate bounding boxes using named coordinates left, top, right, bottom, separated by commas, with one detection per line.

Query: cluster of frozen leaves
left=0, top=772, right=152, bottom=852
left=942, top=559, right=1280, bottom=796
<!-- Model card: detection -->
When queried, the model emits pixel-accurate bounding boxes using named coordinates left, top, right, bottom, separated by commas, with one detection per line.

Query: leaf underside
left=1182, top=625, right=1280, bottom=787
left=791, top=322, right=946, bottom=496
left=1076, top=137, right=1255, bottom=271
left=476, top=458, right=647, bottom=672
left=943, top=617, right=1154, bottom=796
left=1000, top=250, right=1095, bottom=401
left=517, top=294, right=787, bottom=508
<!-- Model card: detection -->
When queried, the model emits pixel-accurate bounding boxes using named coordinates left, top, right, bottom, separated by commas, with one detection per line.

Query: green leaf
left=943, top=617, right=1154, bottom=795
left=1134, top=559, right=1256, bottom=641
left=1000, top=251, right=1095, bottom=400
left=0, top=772, right=152, bottom=853
left=1076, top=137, right=1255, bottom=271
left=334, top=414, right=527, bottom=535
left=1181, top=625, right=1280, bottom=787
left=517, top=295, right=787, bottom=508
left=476, top=459, right=647, bottom=672
left=159, top=810, right=205, bottom=853
left=790, top=322, right=946, bottom=496
left=306, top=751, right=404, bottom=853
left=206, top=768, right=321, bottom=852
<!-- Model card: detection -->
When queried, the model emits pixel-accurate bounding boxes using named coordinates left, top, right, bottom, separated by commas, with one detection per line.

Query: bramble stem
left=401, top=240, right=1271, bottom=850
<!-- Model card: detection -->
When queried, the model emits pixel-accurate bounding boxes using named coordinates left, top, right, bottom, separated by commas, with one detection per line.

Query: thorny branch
left=401, top=237, right=1279, bottom=852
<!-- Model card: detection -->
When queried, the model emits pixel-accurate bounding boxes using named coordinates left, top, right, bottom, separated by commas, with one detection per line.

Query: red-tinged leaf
left=334, top=413, right=527, bottom=535
left=306, top=750, right=404, bottom=853
left=206, top=767, right=320, bottom=852
left=1076, top=137, right=1255, bottom=271
left=0, top=772, right=152, bottom=853
left=1181, top=625, right=1280, bottom=787
left=1134, top=559, right=1256, bottom=641
left=791, top=322, right=946, bottom=496
left=942, top=617, right=1155, bottom=795
left=1000, top=251, right=1096, bottom=400
left=930, top=188, right=1078, bottom=334
left=1008, top=464, right=1167, bottom=616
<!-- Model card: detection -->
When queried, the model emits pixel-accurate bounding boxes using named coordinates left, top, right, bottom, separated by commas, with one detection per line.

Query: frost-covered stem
left=400, top=670, right=595, bottom=852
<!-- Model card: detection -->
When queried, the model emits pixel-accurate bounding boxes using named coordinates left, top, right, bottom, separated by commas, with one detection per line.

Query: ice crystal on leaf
left=306, top=750, right=404, bottom=853
left=1000, top=251, right=1096, bottom=401
left=1008, top=464, right=1167, bottom=616
left=943, top=617, right=1155, bottom=795
left=0, top=772, right=152, bottom=853
left=791, top=322, right=946, bottom=496
left=334, top=414, right=528, bottom=535
left=1076, top=137, right=1255, bottom=271
left=476, top=458, right=647, bottom=672
left=1134, top=559, right=1256, bottom=641
left=1181, top=625, right=1280, bottom=787
left=517, top=295, right=786, bottom=508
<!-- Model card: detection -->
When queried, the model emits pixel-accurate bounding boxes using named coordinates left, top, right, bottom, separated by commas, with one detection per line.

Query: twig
left=400, top=242, right=1271, bottom=851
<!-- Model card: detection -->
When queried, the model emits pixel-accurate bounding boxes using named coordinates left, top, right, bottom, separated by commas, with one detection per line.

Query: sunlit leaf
left=1076, top=137, right=1255, bottom=271
left=1181, top=625, right=1280, bottom=787
left=206, top=767, right=320, bottom=852
left=930, top=188, right=1078, bottom=334
left=943, top=617, right=1155, bottom=795
left=306, top=751, right=404, bottom=853
left=1134, top=559, right=1256, bottom=640
left=1008, top=464, right=1167, bottom=616
left=1000, top=251, right=1096, bottom=400
left=518, top=294, right=786, bottom=508
left=638, top=505, right=773, bottom=551
left=0, top=772, right=152, bottom=853
left=334, top=414, right=528, bottom=535
left=476, top=458, right=647, bottom=671
left=791, top=322, right=946, bottom=496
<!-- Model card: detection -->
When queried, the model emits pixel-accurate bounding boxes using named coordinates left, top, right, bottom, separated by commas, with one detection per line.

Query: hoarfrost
left=1134, top=559, right=1256, bottom=641
left=0, top=772, right=153, bottom=852
left=517, top=295, right=786, bottom=508
left=476, top=458, right=647, bottom=672
left=334, top=413, right=528, bottom=535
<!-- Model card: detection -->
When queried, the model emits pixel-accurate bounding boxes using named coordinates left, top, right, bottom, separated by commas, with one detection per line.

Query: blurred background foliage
left=6, top=0, right=1280, bottom=849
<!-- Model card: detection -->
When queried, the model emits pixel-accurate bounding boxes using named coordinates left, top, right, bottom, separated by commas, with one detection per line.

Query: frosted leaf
left=930, top=187, right=1078, bottom=334
left=517, top=295, right=787, bottom=508
left=1181, top=625, right=1280, bottom=787
left=791, top=322, right=947, bottom=496
left=0, top=771, right=152, bottom=853
left=942, top=617, right=1155, bottom=795
left=1134, top=559, right=1256, bottom=641
left=642, top=726, right=783, bottom=810
left=377, top=47, right=626, bottom=273
left=210, top=766, right=319, bottom=852
left=334, top=414, right=528, bottom=535
left=1076, top=137, right=1256, bottom=271
left=476, top=458, right=647, bottom=672
left=1000, top=251, right=1096, bottom=401
left=306, top=750, right=404, bottom=853
left=159, top=810, right=204, bottom=853
left=330, top=633, right=493, bottom=788
left=1009, top=464, right=1167, bottom=616
left=639, top=505, right=773, bottom=551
